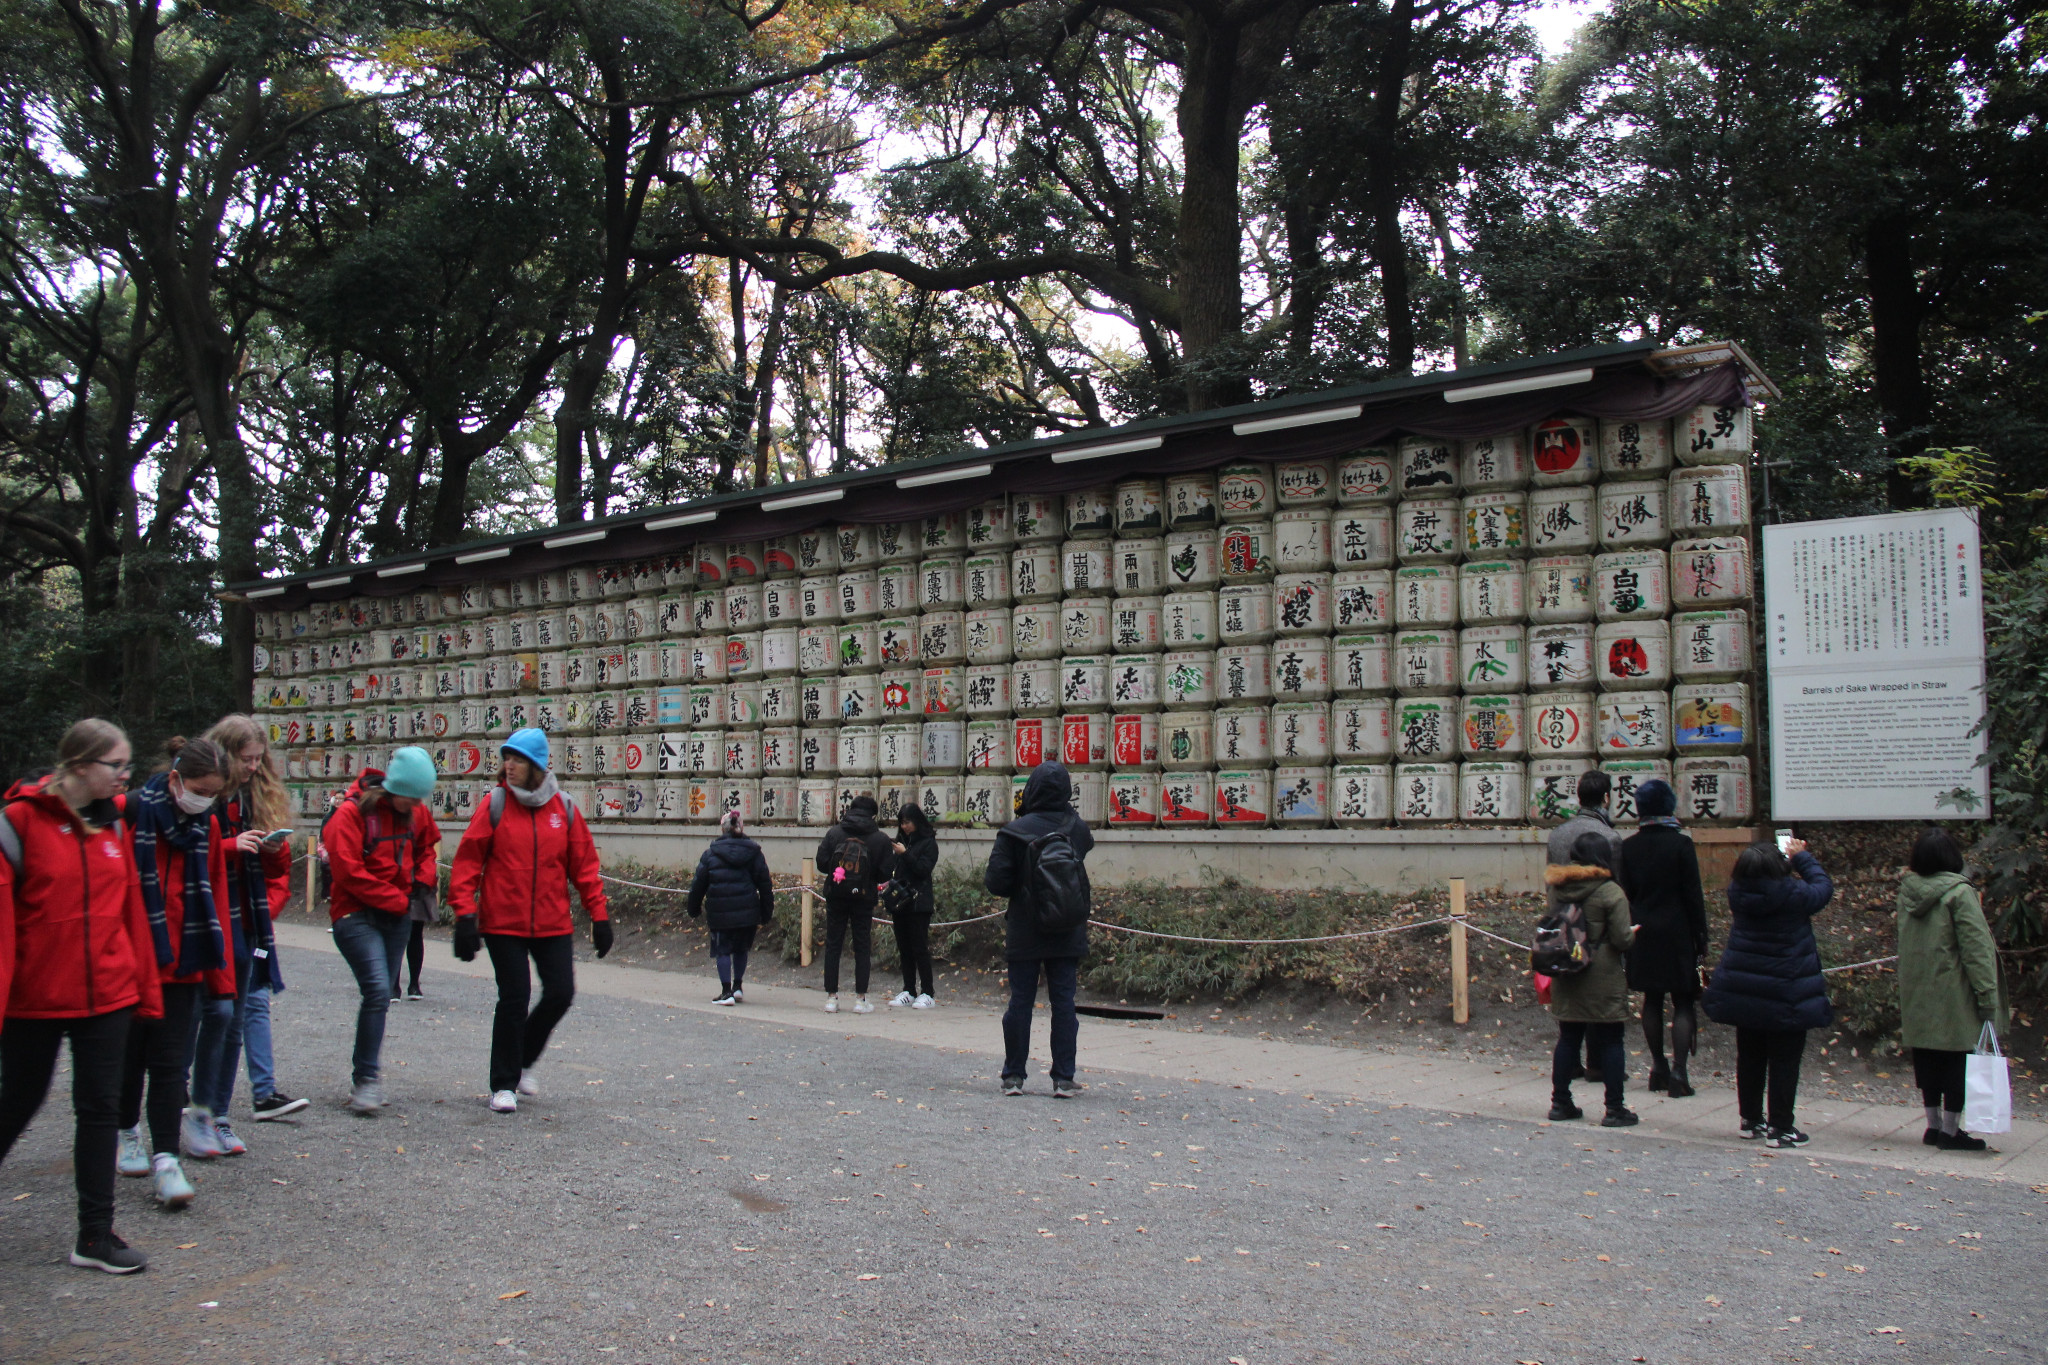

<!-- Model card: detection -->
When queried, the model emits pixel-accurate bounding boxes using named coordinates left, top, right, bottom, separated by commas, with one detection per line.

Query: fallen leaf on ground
left=498, top=1290, right=528, bottom=1301
left=1595, top=1254, right=1612, bottom=1262
left=856, top=1274, right=879, bottom=1281
left=177, top=1243, right=198, bottom=1250
left=10, top=1194, right=28, bottom=1202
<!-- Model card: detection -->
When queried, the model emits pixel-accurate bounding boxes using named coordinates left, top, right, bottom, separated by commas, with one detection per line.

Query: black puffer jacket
left=1703, top=850, right=1835, bottom=1032
left=687, top=833, right=774, bottom=930
left=815, top=809, right=895, bottom=906
left=985, top=763, right=1094, bottom=961
left=890, top=809, right=939, bottom=917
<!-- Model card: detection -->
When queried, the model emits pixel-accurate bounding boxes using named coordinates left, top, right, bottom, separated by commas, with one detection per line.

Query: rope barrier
left=1823, top=955, right=1900, bottom=974
left=1088, top=915, right=1455, bottom=946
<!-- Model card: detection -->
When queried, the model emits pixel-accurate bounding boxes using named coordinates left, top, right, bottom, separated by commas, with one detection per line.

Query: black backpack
left=1021, top=827, right=1090, bottom=936
left=1530, top=900, right=1593, bottom=976
left=832, top=830, right=878, bottom=904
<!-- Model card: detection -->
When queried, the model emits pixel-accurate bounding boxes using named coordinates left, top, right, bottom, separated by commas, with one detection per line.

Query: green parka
left=1896, top=871, right=2006, bottom=1052
left=1544, top=864, right=1636, bottom=1024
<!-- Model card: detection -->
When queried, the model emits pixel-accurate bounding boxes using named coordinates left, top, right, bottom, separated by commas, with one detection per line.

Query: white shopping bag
left=1964, top=1022, right=2012, bottom=1135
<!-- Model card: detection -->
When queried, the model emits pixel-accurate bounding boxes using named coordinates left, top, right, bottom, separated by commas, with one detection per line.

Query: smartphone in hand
left=261, top=827, right=296, bottom=846
left=1774, top=828, right=1794, bottom=856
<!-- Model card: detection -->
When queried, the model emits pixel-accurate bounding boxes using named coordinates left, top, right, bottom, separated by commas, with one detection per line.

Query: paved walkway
left=278, top=922, right=2048, bottom=1185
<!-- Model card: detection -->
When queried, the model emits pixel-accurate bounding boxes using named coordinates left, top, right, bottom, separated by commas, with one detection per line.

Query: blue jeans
left=1002, top=957, right=1079, bottom=1083
left=243, top=976, right=276, bottom=1101
left=331, top=910, right=412, bottom=1084
left=189, top=955, right=251, bottom=1116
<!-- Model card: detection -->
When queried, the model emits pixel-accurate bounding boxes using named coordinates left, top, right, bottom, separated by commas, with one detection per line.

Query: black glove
left=592, top=920, right=614, bottom=959
left=453, top=916, right=480, bottom=962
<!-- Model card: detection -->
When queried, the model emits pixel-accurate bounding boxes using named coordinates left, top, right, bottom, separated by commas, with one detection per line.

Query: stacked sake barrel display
left=251, top=401, right=1756, bottom=830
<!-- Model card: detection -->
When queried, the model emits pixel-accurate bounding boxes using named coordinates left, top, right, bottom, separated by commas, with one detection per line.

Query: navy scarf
left=130, top=774, right=227, bottom=976
left=222, top=792, right=285, bottom=992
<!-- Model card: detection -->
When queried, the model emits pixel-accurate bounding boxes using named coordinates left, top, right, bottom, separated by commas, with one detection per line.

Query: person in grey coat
left=1546, top=768, right=1627, bottom=1082
left=984, top=763, right=1094, bottom=1098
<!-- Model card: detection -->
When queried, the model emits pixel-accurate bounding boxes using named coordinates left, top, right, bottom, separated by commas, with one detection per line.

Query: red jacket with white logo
left=0, top=779, right=165, bottom=1022
left=447, top=783, right=607, bottom=937
left=323, top=772, right=442, bottom=922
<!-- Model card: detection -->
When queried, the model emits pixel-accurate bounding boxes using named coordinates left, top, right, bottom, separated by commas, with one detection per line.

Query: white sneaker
left=851, top=998, right=875, bottom=1014
left=116, top=1126, right=150, bottom=1177
left=180, top=1107, right=224, bottom=1160
left=490, top=1090, right=518, bottom=1113
left=823, top=996, right=839, bottom=1014
left=516, top=1069, right=539, bottom=1097
left=151, top=1154, right=195, bottom=1209
left=347, top=1080, right=382, bottom=1115
left=730, top=987, right=743, bottom=1004
left=913, top=993, right=935, bottom=1009
left=890, top=991, right=914, bottom=1007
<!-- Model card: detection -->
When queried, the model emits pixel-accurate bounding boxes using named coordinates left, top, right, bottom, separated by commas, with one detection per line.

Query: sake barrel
left=653, top=777, right=687, bottom=822
left=1461, top=491, right=1529, bottom=560
left=798, top=626, right=839, bottom=677
left=1458, top=560, right=1524, bottom=626
left=964, top=608, right=1013, bottom=665
left=530, top=696, right=562, bottom=737
left=921, top=511, right=968, bottom=554
left=1395, top=497, right=1461, bottom=563
left=1217, top=462, right=1273, bottom=519
left=1271, top=701, right=1332, bottom=763
left=1527, top=486, right=1596, bottom=554
left=1527, top=692, right=1596, bottom=758
left=1064, top=485, right=1117, bottom=540
left=1394, top=565, right=1458, bottom=628
left=1010, top=492, right=1061, bottom=543
left=1059, top=712, right=1111, bottom=770
left=656, top=551, right=694, bottom=591
left=619, top=733, right=657, bottom=782
left=1337, top=448, right=1397, bottom=505
left=1596, top=619, right=1673, bottom=692
left=724, top=680, right=764, bottom=730
left=1671, top=608, right=1750, bottom=681
left=1674, top=755, right=1752, bottom=823
left=1011, top=658, right=1060, bottom=716
left=1165, top=529, right=1221, bottom=591
left=832, top=779, right=875, bottom=821
left=1161, top=650, right=1217, bottom=708
left=1162, top=591, right=1219, bottom=647
left=1107, top=771, right=1160, bottom=827
left=1214, top=770, right=1273, bottom=827
left=835, top=621, right=879, bottom=674
left=1332, top=570, right=1393, bottom=632
left=1111, top=596, right=1164, bottom=653
left=1066, top=770, right=1109, bottom=826
left=432, top=621, right=465, bottom=660
left=1163, top=712, right=1204, bottom=773
left=758, top=778, right=798, bottom=824
left=875, top=562, right=916, bottom=617
left=592, top=643, right=630, bottom=690
left=591, top=690, right=627, bottom=734
left=839, top=723, right=879, bottom=774
left=1058, top=655, right=1111, bottom=712
left=793, top=676, right=837, bottom=728
left=532, top=611, right=566, bottom=653
left=1528, top=756, right=1596, bottom=823
left=1111, top=712, right=1161, bottom=770
left=963, top=774, right=1011, bottom=826
left=1268, top=457, right=1333, bottom=509
left=964, top=555, right=1011, bottom=609
left=559, top=735, right=592, bottom=779
left=919, top=611, right=965, bottom=666
left=1110, top=539, right=1165, bottom=596
left=921, top=666, right=964, bottom=717
left=1669, top=537, right=1753, bottom=607
left=922, top=719, right=967, bottom=774
left=795, top=528, right=840, bottom=576
left=691, top=547, right=730, bottom=592
left=877, top=722, right=920, bottom=775
left=1012, top=544, right=1061, bottom=603
left=1219, top=521, right=1276, bottom=582
left=1673, top=681, right=1750, bottom=753
left=760, top=579, right=799, bottom=628
left=1274, top=508, right=1333, bottom=572
left=1602, top=758, right=1673, bottom=823
left=725, top=633, right=763, bottom=681
left=1598, top=417, right=1674, bottom=476
left=965, top=719, right=1012, bottom=773
left=1530, top=416, right=1597, bottom=486
left=1114, top=478, right=1166, bottom=533
left=1392, top=763, right=1458, bottom=824
left=1060, top=540, right=1111, bottom=595
left=1274, top=574, right=1332, bottom=636
left=836, top=569, right=880, bottom=622
left=1333, top=764, right=1393, bottom=826
left=1394, top=630, right=1458, bottom=695
left=1166, top=471, right=1218, bottom=527
left=1332, top=697, right=1394, bottom=759
left=558, top=649, right=596, bottom=693
left=686, top=683, right=721, bottom=730
left=917, top=777, right=966, bottom=825
left=1460, top=694, right=1526, bottom=757
left=688, top=590, right=722, bottom=637
left=1216, top=644, right=1273, bottom=704
left=588, top=780, right=625, bottom=822
left=797, top=576, right=840, bottom=625
left=1109, top=655, right=1161, bottom=711
left=1395, top=697, right=1456, bottom=759
left=878, top=669, right=924, bottom=720
left=565, top=564, right=603, bottom=601
left=966, top=499, right=1013, bottom=550
left=1676, top=403, right=1752, bottom=465
left=1270, top=638, right=1331, bottom=702
left=1217, top=583, right=1275, bottom=644
left=1059, top=597, right=1113, bottom=655
left=1526, top=554, right=1594, bottom=624
left=1398, top=437, right=1459, bottom=495
left=963, top=664, right=1012, bottom=717
left=1461, top=431, right=1531, bottom=491
left=1668, top=464, right=1750, bottom=537
left=759, top=627, right=800, bottom=679
left=716, top=779, right=760, bottom=825
left=1011, top=715, right=1053, bottom=770
left=913, top=556, right=962, bottom=613
left=621, top=688, right=657, bottom=731
left=1590, top=548, right=1668, bottom=623
left=1333, top=507, right=1395, bottom=570
left=1460, top=761, right=1525, bottom=823
left=1527, top=621, right=1596, bottom=690
left=1598, top=690, right=1672, bottom=756
left=875, top=521, right=918, bottom=563
left=603, top=564, right=640, bottom=601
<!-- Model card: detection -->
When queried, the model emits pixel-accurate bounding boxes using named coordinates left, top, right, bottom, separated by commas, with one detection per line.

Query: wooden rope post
left=798, top=860, right=814, bottom=968
left=304, top=832, right=318, bottom=912
left=1448, top=877, right=1470, bottom=1026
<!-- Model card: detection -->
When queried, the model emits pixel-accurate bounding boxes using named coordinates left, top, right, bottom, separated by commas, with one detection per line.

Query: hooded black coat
left=890, top=811, right=939, bottom=917
left=814, top=808, right=895, bottom=906
left=984, top=763, right=1095, bottom=961
left=1702, top=850, right=1836, bottom=1032
left=1618, top=824, right=1709, bottom=994
left=687, top=833, right=774, bottom=931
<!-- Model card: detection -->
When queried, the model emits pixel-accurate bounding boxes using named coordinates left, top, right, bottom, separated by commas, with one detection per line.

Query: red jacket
left=112, top=793, right=237, bottom=996
left=0, top=779, right=164, bottom=1022
left=323, top=772, right=441, bottom=923
left=448, top=782, right=607, bottom=937
left=221, top=792, right=293, bottom=921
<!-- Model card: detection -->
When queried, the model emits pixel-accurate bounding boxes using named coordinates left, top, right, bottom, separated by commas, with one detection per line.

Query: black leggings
left=405, top=921, right=425, bottom=992
left=894, top=914, right=934, bottom=997
left=119, top=982, right=201, bottom=1155
left=483, top=933, right=576, bottom=1094
left=711, top=926, right=757, bottom=990
left=1913, top=1047, right=1967, bottom=1114
left=822, top=902, right=872, bottom=996
left=1735, top=1027, right=1806, bottom=1131
left=1641, top=990, right=1698, bottom=1074
left=0, top=1008, right=132, bottom=1236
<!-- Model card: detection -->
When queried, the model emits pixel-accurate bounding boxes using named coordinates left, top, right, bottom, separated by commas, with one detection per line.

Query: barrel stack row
left=252, top=403, right=1758, bottom=828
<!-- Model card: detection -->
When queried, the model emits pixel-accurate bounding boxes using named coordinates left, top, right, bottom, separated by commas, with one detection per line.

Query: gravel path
left=0, top=945, right=2041, bottom=1365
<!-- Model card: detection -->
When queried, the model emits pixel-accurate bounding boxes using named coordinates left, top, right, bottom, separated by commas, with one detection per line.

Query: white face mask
left=174, top=785, right=216, bottom=816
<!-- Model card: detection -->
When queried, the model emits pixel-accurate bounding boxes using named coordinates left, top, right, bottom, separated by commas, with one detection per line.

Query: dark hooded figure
left=887, top=804, right=940, bottom=1008
left=813, top=795, right=895, bottom=1013
left=984, top=763, right=1094, bottom=1098
left=688, top=810, right=774, bottom=1006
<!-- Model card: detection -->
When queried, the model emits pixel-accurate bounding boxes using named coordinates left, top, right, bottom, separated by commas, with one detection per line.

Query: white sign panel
left=1764, top=508, right=1987, bottom=819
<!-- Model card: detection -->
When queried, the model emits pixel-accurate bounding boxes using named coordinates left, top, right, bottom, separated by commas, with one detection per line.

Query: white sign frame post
left=1763, top=507, right=1988, bottom=821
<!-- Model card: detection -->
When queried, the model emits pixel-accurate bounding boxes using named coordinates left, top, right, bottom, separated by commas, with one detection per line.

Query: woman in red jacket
left=448, top=729, right=608, bottom=1114
left=322, top=747, right=440, bottom=1116
left=116, top=736, right=237, bottom=1210
left=0, top=719, right=164, bottom=1274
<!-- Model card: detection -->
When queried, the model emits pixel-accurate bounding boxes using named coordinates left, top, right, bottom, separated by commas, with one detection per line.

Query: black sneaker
left=251, top=1092, right=309, bottom=1121
left=70, top=1231, right=147, bottom=1274
left=1601, top=1106, right=1640, bottom=1128
left=406, top=984, right=423, bottom=1000
left=1765, top=1126, right=1809, bottom=1149
left=1923, top=1127, right=1944, bottom=1146
left=1547, top=1101, right=1584, bottom=1122
left=1052, top=1079, right=1081, bottom=1099
left=1001, top=1077, right=1025, bottom=1097
left=1938, top=1130, right=1988, bottom=1152
left=712, top=990, right=735, bottom=1006
left=1738, top=1119, right=1768, bottom=1140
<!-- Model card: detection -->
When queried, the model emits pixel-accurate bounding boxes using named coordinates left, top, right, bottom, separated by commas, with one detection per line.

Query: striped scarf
left=130, top=774, right=226, bottom=976
left=222, top=792, right=284, bottom=992
left=1641, top=814, right=1684, bottom=830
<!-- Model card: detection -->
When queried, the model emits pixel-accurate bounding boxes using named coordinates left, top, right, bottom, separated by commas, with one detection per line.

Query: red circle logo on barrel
left=1532, top=419, right=1584, bottom=473
left=1607, top=638, right=1648, bottom=677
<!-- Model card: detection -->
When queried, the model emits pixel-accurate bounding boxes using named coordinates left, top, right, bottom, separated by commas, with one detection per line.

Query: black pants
left=1553, top=1021, right=1625, bottom=1110
left=0, top=1008, right=133, bottom=1236
left=1641, top=990, right=1698, bottom=1076
left=1914, top=1047, right=1967, bottom=1114
left=405, top=921, right=426, bottom=992
left=710, top=926, right=757, bottom=990
left=822, top=902, right=871, bottom=996
left=894, top=914, right=934, bottom=997
left=119, top=982, right=201, bottom=1155
left=484, top=934, right=576, bottom=1094
left=1735, top=1027, right=1807, bottom=1131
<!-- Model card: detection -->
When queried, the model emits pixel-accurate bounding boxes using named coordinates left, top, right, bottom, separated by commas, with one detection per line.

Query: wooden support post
left=305, top=833, right=318, bottom=912
left=1449, top=877, right=1470, bottom=1026
left=799, top=861, right=814, bottom=968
